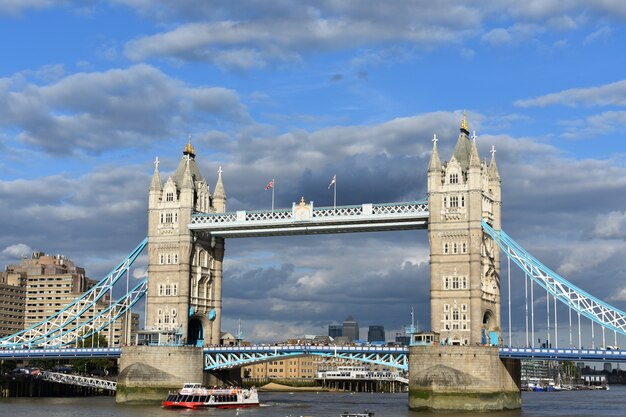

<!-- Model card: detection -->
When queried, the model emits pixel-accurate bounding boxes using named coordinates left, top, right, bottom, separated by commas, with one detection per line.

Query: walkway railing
left=189, top=201, right=429, bottom=237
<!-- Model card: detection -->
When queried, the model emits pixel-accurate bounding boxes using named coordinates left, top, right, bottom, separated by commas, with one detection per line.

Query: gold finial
left=461, top=110, right=468, bottom=132
left=184, top=134, right=195, bottom=157
left=300, top=196, right=306, bottom=206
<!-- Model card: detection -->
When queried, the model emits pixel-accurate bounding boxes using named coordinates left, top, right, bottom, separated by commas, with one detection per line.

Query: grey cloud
left=114, top=0, right=626, bottom=70
left=0, top=64, right=251, bottom=156
left=594, top=211, right=626, bottom=239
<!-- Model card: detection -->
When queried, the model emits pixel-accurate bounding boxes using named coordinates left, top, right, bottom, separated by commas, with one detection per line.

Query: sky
left=1, top=1, right=626, bottom=347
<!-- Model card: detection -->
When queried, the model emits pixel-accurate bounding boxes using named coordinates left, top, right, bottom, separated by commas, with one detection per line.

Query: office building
left=328, top=324, right=343, bottom=338
left=368, top=325, right=385, bottom=342
left=342, top=316, right=359, bottom=341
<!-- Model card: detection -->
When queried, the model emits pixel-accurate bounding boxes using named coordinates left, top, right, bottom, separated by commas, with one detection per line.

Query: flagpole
left=334, top=177, right=336, bottom=209
left=272, top=178, right=275, bottom=211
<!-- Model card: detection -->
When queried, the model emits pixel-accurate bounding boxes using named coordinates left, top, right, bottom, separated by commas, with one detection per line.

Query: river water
left=1, top=386, right=625, bottom=417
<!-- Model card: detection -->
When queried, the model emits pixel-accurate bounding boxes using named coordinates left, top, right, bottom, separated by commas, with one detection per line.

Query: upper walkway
left=188, top=200, right=429, bottom=237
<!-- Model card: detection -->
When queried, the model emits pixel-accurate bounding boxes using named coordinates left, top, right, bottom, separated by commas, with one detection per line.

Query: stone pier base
left=116, top=346, right=206, bottom=404
left=409, top=346, right=521, bottom=412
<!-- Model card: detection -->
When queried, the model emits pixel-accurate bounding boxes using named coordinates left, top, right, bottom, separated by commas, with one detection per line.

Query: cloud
left=514, top=79, right=626, bottom=108
left=0, top=64, right=251, bottom=155
left=1, top=243, right=32, bottom=259
left=583, top=25, right=613, bottom=45
left=0, top=0, right=63, bottom=15
left=561, top=110, right=626, bottom=139
left=594, top=211, right=626, bottom=239
left=609, top=287, right=626, bottom=302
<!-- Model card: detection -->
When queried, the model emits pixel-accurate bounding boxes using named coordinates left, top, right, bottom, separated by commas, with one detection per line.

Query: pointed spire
left=428, top=133, right=441, bottom=172
left=181, top=154, right=193, bottom=189
left=469, top=130, right=480, bottom=168
left=150, top=156, right=162, bottom=191
left=213, top=165, right=226, bottom=212
left=489, top=145, right=500, bottom=180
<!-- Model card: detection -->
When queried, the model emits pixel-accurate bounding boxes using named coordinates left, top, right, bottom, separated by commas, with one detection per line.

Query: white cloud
left=583, top=25, right=613, bottom=45
left=515, top=79, right=626, bottom=108
left=1, top=243, right=32, bottom=259
left=561, top=110, right=626, bottom=139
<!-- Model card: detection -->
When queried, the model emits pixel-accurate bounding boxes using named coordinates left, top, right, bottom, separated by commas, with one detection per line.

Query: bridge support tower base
left=116, top=346, right=206, bottom=404
left=408, top=346, right=521, bottom=412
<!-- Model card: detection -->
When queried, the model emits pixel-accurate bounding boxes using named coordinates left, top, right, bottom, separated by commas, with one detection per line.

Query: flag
left=328, top=174, right=336, bottom=189
left=264, top=179, right=274, bottom=190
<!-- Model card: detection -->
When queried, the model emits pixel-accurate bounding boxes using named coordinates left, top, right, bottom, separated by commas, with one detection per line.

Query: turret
left=149, top=156, right=163, bottom=208
left=213, top=166, right=226, bottom=213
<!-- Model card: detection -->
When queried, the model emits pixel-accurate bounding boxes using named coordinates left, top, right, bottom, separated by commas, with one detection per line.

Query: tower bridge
left=2, top=116, right=626, bottom=411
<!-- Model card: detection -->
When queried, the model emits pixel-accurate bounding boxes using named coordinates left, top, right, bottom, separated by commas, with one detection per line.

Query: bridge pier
left=116, top=346, right=206, bottom=404
left=408, top=346, right=520, bottom=412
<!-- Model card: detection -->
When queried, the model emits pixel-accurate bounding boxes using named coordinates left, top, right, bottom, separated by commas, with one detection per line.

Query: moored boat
left=162, top=383, right=259, bottom=409
left=341, top=410, right=374, bottom=417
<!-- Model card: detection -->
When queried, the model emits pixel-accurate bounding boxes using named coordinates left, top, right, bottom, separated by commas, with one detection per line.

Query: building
left=367, top=325, right=385, bottom=342
left=241, top=355, right=391, bottom=381
left=0, top=251, right=137, bottom=346
left=0, top=272, right=25, bottom=337
left=427, top=114, right=501, bottom=345
left=242, top=356, right=319, bottom=380
left=328, top=324, right=343, bottom=339
left=146, top=140, right=226, bottom=346
left=342, top=316, right=359, bottom=341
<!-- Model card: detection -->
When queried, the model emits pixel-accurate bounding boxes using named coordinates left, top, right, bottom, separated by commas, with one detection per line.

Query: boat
left=341, top=411, right=374, bottom=417
left=162, top=383, right=259, bottom=409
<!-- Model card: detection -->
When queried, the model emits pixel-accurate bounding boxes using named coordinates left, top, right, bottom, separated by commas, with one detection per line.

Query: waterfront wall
left=0, top=375, right=114, bottom=397
left=408, top=345, right=521, bottom=412
left=116, top=345, right=205, bottom=404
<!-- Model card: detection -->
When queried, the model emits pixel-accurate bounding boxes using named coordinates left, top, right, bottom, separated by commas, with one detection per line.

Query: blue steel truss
left=0, top=238, right=148, bottom=349
left=203, top=345, right=409, bottom=371
left=482, top=221, right=626, bottom=337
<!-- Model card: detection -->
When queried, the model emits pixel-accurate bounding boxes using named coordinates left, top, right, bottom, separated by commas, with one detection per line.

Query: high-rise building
left=0, top=272, right=25, bottom=338
left=0, top=251, right=136, bottom=346
left=328, top=324, right=343, bottom=338
left=367, top=325, right=385, bottom=342
left=342, top=316, right=359, bottom=341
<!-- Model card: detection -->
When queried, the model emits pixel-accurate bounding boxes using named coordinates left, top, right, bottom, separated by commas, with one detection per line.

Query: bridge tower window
left=450, top=173, right=459, bottom=184
left=166, top=192, right=174, bottom=202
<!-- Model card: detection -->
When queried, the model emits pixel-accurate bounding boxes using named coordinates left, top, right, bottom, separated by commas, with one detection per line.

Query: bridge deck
left=189, top=201, right=429, bottom=237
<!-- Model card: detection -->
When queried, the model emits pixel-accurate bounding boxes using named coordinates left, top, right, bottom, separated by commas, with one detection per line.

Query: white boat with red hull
left=162, top=383, right=259, bottom=409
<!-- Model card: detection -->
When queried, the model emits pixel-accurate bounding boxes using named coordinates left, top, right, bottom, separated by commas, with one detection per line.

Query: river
left=1, top=386, right=625, bottom=417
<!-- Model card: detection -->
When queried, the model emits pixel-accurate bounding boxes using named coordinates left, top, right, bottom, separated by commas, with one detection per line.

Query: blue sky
left=1, top=1, right=626, bottom=345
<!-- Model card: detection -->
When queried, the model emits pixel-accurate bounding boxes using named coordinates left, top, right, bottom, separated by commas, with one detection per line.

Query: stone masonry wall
left=116, top=345, right=205, bottom=404
left=409, top=345, right=520, bottom=411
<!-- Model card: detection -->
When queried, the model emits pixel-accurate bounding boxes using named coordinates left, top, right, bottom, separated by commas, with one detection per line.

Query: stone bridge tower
left=427, top=115, right=502, bottom=345
left=146, top=140, right=226, bottom=346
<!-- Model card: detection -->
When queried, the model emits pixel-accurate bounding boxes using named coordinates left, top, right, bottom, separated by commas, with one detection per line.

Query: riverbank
left=259, top=382, right=329, bottom=392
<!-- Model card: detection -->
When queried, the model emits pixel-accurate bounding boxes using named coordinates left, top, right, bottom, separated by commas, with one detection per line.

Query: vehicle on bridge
left=162, top=383, right=259, bottom=409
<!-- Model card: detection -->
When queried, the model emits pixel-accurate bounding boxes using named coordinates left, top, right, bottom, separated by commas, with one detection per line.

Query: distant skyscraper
left=342, top=316, right=359, bottom=341
left=368, top=325, right=385, bottom=342
left=328, top=324, right=343, bottom=338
